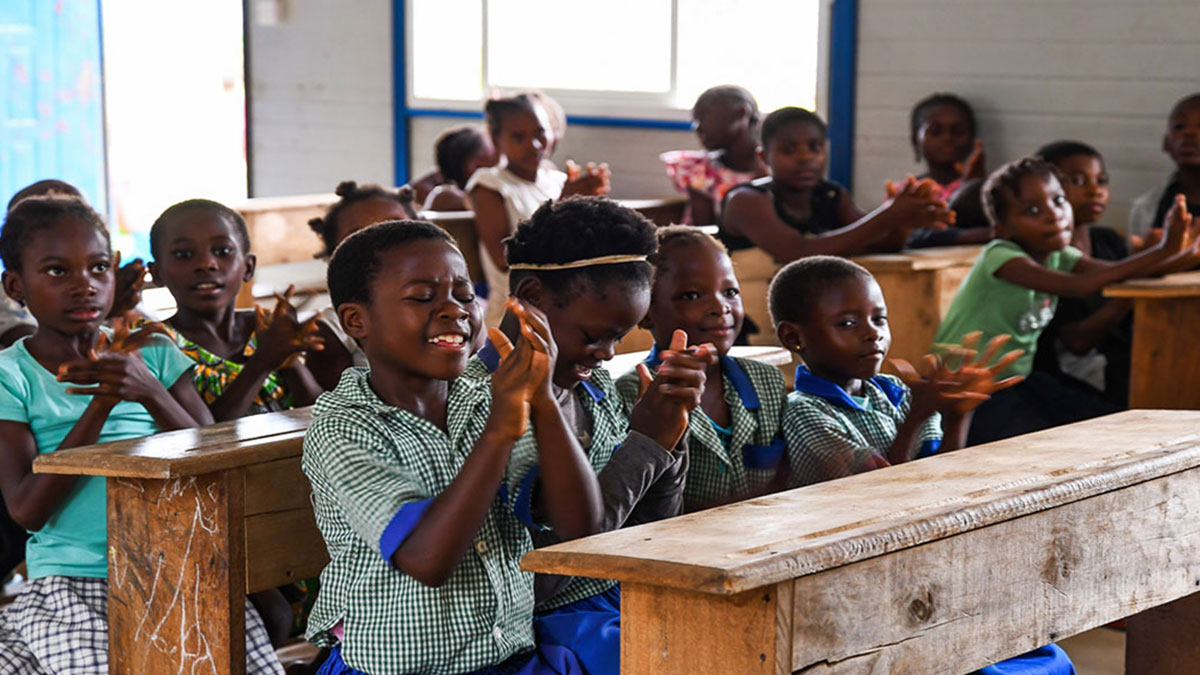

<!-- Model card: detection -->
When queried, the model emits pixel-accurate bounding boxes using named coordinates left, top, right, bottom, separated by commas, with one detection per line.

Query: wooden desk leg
left=1126, top=592, right=1200, bottom=674
left=621, top=582, right=791, bottom=675
left=1128, top=297, right=1200, bottom=409
left=106, top=471, right=247, bottom=675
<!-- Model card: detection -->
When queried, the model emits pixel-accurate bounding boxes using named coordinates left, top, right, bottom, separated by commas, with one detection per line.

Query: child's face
left=692, top=100, right=746, bottom=152
left=335, top=197, right=413, bottom=251
left=3, top=217, right=114, bottom=335
left=916, top=104, right=973, bottom=168
left=149, top=211, right=253, bottom=316
left=1164, top=98, right=1200, bottom=168
left=997, top=173, right=1073, bottom=257
left=764, top=121, right=827, bottom=191
left=496, top=106, right=551, bottom=180
left=1055, top=154, right=1109, bottom=226
left=350, top=239, right=481, bottom=381
left=782, top=275, right=889, bottom=391
left=538, top=281, right=650, bottom=390
left=644, top=242, right=743, bottom=356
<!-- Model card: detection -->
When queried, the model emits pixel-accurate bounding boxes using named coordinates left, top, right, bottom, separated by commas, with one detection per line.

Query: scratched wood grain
left=108, top=472, right=246, bottom=675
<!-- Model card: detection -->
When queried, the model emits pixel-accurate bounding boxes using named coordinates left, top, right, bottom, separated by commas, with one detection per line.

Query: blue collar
left=644, top=344, right=760, bottom=410
left=792, top=365, right=905, bottom=412
left=479, top=339, right=605, bottom=403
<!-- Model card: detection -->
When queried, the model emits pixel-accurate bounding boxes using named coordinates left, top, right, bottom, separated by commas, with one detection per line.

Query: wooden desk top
left=853, top=244, right=983, bottom=273
left=1104, top=270, right=1200, bottom=299
left=34, top=407, right=312, bottom=480
left=523, top=409, right=1200, bottom=595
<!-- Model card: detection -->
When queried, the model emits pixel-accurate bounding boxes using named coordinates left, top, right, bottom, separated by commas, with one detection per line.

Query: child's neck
left=369, top=367, right=450, bottom=431
left=504, top=159, right=538, bottom=183
left=773, top=180, right=814, bottom=210
left=1178, top=166, right=1200, bottom=201
left=809, top=363, right=867, bottom=397
left=25, top=327, right=100, bottom=373
left=716, top=136, right=759, bottom=173
left=924, top=162, right=960, bottom=186
left=168, top=304, right=249, bottom=357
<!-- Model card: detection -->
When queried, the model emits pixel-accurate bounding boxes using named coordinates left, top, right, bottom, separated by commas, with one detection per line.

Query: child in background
left=720, top=107, right=952, bottom=261
left=466, top=198, right=712, bottom=674
left=1129, top=92, right=1200, bottom=245
left=1033, top=141, right=1132, bottom=406
left=467, top=94, right=611, bottom=327
left=423, top=126, right=498, bottom=212
left=910, top=93, right=985, bottom=201
left=0, top=198, right=281, bottom=673
left=935, top=158, right=1200, bottom=445
left=660, top=86, right=768, bottom=226
left=304, top=220, right=595, bottom=674
left=769, top=254, right=1075, bottom=675
left=616, top=227, right=787, bottom=512
left=306, top=182, right=418, bottom=390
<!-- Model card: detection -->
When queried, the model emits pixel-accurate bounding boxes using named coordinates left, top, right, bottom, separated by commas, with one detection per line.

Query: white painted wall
left=852, top=0, right=1200, bottom=232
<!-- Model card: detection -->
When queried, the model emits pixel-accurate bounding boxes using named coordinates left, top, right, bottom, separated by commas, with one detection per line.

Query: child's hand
left=253, top=286, right=325, bottom=370
left=486, top=308, right=552, bottom=442
left=57, top=351, right=165, bottom=406
left=562, top=160, right=611, bottom=197
left=107, top=253, right=147, bottom=319
left=629, top=329, right=717, bottom=450
left=94, top=312, right=168, bottom=357
left=907, top=332, right=1024, bottom=415
left=882, top=175, right=955, bottom=233
left=501, top=298, right=557, bottom=408
left=1159, top=194, right=1195, bottom=256
left=955, top=140, right=986, bottom=181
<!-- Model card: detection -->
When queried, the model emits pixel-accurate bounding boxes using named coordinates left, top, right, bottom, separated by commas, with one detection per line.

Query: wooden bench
left=34, top=408, right=322, bottom=675
left=1105, top=271, right=1200, bottom=409
left=524, top=409, right=1200, bottom=674
left=729, top=245, right=981, bottom=363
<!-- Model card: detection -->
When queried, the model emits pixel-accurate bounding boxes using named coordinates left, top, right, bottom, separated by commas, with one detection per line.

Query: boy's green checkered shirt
left=301, top=367, right=536, bottom=675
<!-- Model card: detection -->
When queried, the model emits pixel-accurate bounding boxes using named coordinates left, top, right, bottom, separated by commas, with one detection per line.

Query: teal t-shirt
left=934, top=239, right=1083, bottom=379
left=0, top=333, right=194, bottom=579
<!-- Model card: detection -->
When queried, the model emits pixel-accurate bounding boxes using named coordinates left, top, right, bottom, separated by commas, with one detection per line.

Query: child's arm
left=305, top=320, right=355, bottom=392
left=687, top=187, right=717, bottom=227
left=58, top=354, right=210, bottom=430
left=468, top=186, right=511, bottom=274
left=1056, top=299, right=1133, bottom=356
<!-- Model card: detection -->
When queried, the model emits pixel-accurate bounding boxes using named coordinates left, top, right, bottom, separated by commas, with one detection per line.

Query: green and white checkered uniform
left=465, top=342, right=686, bottom=612
left=616, top=352, right=788, bottom=513
left=782, top=366, right=942, bottom=488
left=302, top=367, right=536, bottom=675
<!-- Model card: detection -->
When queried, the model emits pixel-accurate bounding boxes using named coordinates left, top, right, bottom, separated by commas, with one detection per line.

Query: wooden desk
left=34, top=408, right=323, bottom=675
left=1106, top=271, right=1200, bottom=409
left=232, top=193, right=334, bottom=266
left=524, top=410, right=1200, bottom=674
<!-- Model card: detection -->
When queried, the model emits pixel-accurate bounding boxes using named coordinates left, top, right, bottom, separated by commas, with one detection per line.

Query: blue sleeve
left=379, top=498, right=434, bottom=563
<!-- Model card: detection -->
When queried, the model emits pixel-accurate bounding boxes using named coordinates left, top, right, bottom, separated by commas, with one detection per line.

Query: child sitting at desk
left=1128, top=92, right=1200, bottom=246
left=616, top=226, right=788, bottom=512
left=303, top=219, right=598, bottom=674
left=0, top=197, right=283, bottom=673
left=465, top=198, right=713, bottom=674
left=935, top=157, right=1200, bottom=445
left=423, top=126, right=498, bottom=212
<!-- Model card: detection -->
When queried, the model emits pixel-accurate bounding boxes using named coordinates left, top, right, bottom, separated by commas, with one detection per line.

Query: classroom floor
left=1059, top=628, right=1125, bottom=675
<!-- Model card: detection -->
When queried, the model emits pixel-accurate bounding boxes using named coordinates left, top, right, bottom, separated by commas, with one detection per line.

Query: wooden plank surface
left=853, top=244, right=982, bottom=273
left=244, top=507, right=327, bottom=593
left=34, top=408, right=312, bottom=479
left=522, top=410, right=1200, bottom=594
left=1104, top=270, right=1200, bottom=298
left=1126, top=296, right=1200, bottom=409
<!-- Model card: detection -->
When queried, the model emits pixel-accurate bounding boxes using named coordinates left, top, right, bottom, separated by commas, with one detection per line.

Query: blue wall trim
left=392, top=0, right=408, bottom=184
left=827, top=0, right=858, bottom=191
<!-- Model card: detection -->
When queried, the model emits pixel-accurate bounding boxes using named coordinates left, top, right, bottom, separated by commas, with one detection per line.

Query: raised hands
left=883, top=174, right=956, bottom=234
left=107, top=252, right=147, bottom=319
left=252, top=285, right=324, bottom=370
left=57, top=317, right=172, bottom=405
left=892, top=331, right=1024, bottom=416
left=562, top=160, right=612, bottom=197
left=630, top=329, right=717, bottom=451
left=1158, top=193, right=1200, bottom=257
left=955, top=139, right=986, bottom=182
left=487, top=298, right=555, bottom=441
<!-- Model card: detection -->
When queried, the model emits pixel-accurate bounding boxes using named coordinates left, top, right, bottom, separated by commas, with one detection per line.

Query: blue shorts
left=980, top=644, right=1075, bottom=675
left=533, top=585, right=621, bottom=675
left=317, top=641, right=583, bottom=675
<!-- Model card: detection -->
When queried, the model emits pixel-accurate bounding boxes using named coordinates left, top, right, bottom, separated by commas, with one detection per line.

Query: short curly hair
left=150, top=199, right=250, bottom=260
left=1, top=197, right=110, bottom=272
left=327, top=219, right=456, bottom=309
left=981, top=157, right=1059, bottom=228
left=761, top=107, right=827, bottom=152
left=434, top=126, right=490, bottom=188
left=308, top=181, right=416, bottom=259
left=693, top=85, right=760, bottom=127
left=6, top=179, right=84, bottom=213
left=768, top=255, right=873, bottom=327
left=910, top=93, right=977, bottom=162
left=505, top=196, right=656, bottom=303
left=646, top=225, right=727, bottom=278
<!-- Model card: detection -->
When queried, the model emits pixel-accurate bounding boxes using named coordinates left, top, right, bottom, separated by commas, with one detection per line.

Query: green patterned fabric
left=159, top=323, right=290, bottom=414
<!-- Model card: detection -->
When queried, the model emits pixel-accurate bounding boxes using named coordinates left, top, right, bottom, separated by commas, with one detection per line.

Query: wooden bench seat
left=523, top=409, right=1200, bottom=674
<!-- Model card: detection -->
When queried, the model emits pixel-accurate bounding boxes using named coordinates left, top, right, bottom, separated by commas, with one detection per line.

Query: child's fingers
left=887, top=357, right=920, bottom=383
left=918, top=353, right=940, bottom=379
left=971, top=334, right=1009, bottom=368
left=989, top=374, right=1024, bottom=393
left=668, top=328, right=688, bottom=352
left=636, top=363, right=653, bottom=399
left=488, top=327, right=514, bottom=360
left=986, top=349, right=1025, bottom=377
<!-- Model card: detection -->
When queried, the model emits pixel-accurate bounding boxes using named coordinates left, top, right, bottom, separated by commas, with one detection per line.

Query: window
left=407, top=0, right=825, bottom=118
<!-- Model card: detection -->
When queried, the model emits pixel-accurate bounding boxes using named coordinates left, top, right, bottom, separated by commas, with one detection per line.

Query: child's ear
left=338, top=302, right=368, bottom=341
left=146, top=261, right=162, bottom=287
left=242, top=252, right=258, bottom=284
left=638, top=312, right=654, bottom=331
left=1, top=271, right=24, bottom=307
left=776, top=320, right=804, bottom=356
left=757, top=146, right=768, bottom=167
left=513, top=276, right=545, bottom=311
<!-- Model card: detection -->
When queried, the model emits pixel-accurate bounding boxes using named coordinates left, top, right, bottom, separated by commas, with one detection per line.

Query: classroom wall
left=852, top=0, right=1200, bottom=232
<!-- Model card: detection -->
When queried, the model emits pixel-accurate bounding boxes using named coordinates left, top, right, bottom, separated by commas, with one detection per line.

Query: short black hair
left=506, top=196, right=656, bottom=303
left=1035, top=140, right=1102, bottom=168
left=769, top=255, right=873, bottom=327
left=484, top=93, right=540, bottom=139
left=693, top=85, right=760, bottom=126
left=6, top=179, right=84, bottom=213
left=1, top=197, right=110, bottom=271
left=150, top=199, right=250, bottom=260
left=327, top=219, right=456, bottom=309
left=1168, top=93, right=1200, bottom=121
left=981, top=157, right=1059, bottom=227
left=308, top=181, right=416, bottom=259
left=910, top=93, right=977, bottom=160
left=647, top=225, right=727, bottom=278
left=435, top=126, right=489, bottom=188
left=761, top=107, right=827, bottom=151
